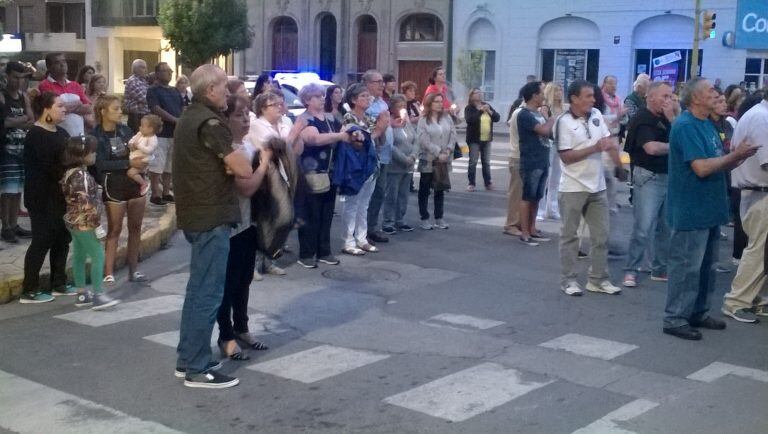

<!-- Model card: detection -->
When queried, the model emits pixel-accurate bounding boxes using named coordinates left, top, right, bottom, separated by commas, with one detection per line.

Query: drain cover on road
left=322, top=267, right=401, bottom=283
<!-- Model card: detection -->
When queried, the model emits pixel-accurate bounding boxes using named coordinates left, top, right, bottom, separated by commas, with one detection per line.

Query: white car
left=244, top=72, right=335, bottom=117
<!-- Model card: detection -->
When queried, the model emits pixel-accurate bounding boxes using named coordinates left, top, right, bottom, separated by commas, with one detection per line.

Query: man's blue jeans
left=624, top=167, right=670, bottom=276
left=383, top=171, right=412, bottom=228
left=176, top=225, right=231, bottom=374
left=664, top=227, right=719, bottom=329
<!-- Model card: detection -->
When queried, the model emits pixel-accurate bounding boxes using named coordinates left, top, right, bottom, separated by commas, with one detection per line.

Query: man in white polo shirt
left=555, top=80, right=622, bottom=296
left=722, top=96, right=768, bottom=323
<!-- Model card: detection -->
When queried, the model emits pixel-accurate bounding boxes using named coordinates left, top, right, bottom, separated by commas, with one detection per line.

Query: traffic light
left=703, top=10, right=717, bottom=39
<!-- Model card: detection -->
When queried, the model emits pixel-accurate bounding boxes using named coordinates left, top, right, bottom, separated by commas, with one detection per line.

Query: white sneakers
left=563, top=280, right=621, bottom=296
left=434, top=219, right=449, bottom=229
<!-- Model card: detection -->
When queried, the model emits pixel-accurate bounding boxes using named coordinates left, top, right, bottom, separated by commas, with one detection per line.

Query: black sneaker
left=397, top=224, right=414, bottom=232
left=92, top=293, right=120, bottom=311
left=663, top=325, right=702, bottom=340
left=184, top=370, right=239, bottom=389
left=149, top=197, right=166, bottom=207
left=74, top=291, right=94, bottom=307
left=578, top=250, right=589, bottom=259
left=382, top=226, right=396, bottom=235
left=175, top=361, right=222, bottom=378
left=14, top=226, right=32, bottom=238
left=297, top=258, right=318, bottom=268
left=317, top=255, right=340, bottom=265
left=1, top=228, right=18, bottom=243
left=367, top=231, right=389, bottom=243
left=519, top=237, right=540, bottom=247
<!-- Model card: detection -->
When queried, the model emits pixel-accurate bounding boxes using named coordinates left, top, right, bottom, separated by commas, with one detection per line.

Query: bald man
left=124, top=59, right=149, bottom=133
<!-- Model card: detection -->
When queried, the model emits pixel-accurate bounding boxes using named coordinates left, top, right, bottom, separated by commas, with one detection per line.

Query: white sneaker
left=562, top=281, right=583, bottom=296
left=266, top=264, right=286, bottom=276
left=586, top=280, right=622, bottom=295
left=253, top=270, right=264, bottom=281
left=434, top=219, right=449, bottom=229
left=420, top=219, right=433, bottom=230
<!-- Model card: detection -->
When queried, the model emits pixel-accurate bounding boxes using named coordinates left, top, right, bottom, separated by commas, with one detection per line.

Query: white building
left=451, top=0, right=762, bottom=113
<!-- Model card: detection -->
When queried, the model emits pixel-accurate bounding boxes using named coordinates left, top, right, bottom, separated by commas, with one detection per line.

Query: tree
left=455, top=49, right=485, bottom=90
left=158, top=0, right=254, bottom=68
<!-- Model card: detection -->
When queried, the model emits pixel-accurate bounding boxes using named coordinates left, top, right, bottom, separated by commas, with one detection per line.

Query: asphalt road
left=1, top=139, right=766, bottom=434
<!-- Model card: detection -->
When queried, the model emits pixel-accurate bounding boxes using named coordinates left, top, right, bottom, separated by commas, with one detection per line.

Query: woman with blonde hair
left=538, top=82, right=568, bottom=220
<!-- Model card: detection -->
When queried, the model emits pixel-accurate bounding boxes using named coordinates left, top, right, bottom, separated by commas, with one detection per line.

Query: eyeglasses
left=369, top=80, right=384, bottom=84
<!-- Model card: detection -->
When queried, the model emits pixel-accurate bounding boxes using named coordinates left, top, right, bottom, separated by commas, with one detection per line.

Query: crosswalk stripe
left=686, top=361, right=768, bottom=383
left=539, top=333, right=638, bottom=361
left=54, top=295, right=184, bottom=327
left=247, top=344, right=389, bottom=383
left=421, top=313, right=505, bottom=331
left=383, top=362, right=554, bottom=422
left=571, top=399, right=658, bottom=434
left=143, top=314, right=290, bottom=348
left=0, top=369, right=182, bottom=434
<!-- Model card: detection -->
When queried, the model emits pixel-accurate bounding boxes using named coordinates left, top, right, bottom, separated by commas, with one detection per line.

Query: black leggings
left=418, top=172, right=444, bottom=220
left=217, top=226, right=258, bottom=342
left=22, top=209, right=71, bottom=293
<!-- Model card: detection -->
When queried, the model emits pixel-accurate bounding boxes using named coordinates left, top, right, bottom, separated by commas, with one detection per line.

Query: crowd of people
left=3, top=50, right=766, bottom=387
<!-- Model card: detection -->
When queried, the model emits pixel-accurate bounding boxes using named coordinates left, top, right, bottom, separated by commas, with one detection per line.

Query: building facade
left=243, top=0, right=450, bottom=90
left=451, top=0, right=761, bottom=113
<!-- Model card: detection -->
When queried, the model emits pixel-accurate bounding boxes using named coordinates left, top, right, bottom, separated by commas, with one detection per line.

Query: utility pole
left=691, top=0, right=701, bottom=78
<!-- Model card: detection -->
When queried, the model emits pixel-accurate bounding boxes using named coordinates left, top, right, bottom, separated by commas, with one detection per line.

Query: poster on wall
left=652, top=64, right=679, bottom=88
left=555, top=49, right=586, bottom=90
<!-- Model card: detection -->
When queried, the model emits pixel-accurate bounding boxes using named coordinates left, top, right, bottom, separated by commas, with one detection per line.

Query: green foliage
left=456, top=50, right=485, bottom=90
left=158, top=0, right=254, bottom=68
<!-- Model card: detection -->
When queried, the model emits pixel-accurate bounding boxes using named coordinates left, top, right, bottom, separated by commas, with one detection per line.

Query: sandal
left=103, top=275, right=115, bottom=284
left=129, top=272, right=148, bottom=282
left=235, top=332, right=269, bottom=351
left=342, top=247, right=366, bottom=256
left=358, top=243, right=379, bottom=253
left=217, top=340, right=250, bottom=361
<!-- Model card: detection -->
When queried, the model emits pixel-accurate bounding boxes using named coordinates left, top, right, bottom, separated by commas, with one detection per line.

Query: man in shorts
left=146, top=62, right=183, bottom=206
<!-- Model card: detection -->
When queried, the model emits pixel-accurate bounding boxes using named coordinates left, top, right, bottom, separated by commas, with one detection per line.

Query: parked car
left=244, top=72, right=336, bottom=117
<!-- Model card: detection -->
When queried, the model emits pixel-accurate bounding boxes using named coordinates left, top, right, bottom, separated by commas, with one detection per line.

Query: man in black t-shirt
left=622, top=81, right=676, bottom=288
left=517, top=81, right=555, bottom=246
left=146, top=62, right=183, bottom=206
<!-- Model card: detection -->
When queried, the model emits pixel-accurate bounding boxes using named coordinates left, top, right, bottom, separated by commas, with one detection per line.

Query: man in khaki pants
left=554, top=80, right=622, bottom=296
left=504, top=103, right=523, bottom=236
left=722, top=97, right=768, bottom=323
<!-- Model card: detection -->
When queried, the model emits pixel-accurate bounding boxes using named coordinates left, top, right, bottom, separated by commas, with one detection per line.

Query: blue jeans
left=367, top=163, right=388, bottom=233
left=664, top=227, right=719, bottom=329
left=176, top=225, right=231, bottom=374
left=624, top=167, right=670, bottom=276
left=467, top=141, right=491, bottom=186
left=383, top=172, right=412, bottom=228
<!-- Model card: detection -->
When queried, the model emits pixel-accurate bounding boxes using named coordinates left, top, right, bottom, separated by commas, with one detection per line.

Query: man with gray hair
left=624, top=73, right=650, bottom=122
left=124, top=59, right=149, bottom=133
left=362, top=69, right=393, bottom=243
left=664, top=77, right=758, bottom=340
left=172, top=64, right=254, bottom=388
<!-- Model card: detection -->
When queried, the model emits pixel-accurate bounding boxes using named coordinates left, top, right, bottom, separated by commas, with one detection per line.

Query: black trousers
left=22, top=209, right=71, bottom=293
left=418, top=172, right=444, bottom=220
left=217, top=226, right=258, bottom=342
left=298, top=189, right=336, bottom=259
left=730, top=187, right=748, bottom=260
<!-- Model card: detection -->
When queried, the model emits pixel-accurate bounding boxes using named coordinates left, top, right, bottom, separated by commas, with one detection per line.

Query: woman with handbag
left=294, top=83, right=351, bottom=268
left=416, top=92, right=456, bottom=230
left=334, top=83, right=385, bottom=255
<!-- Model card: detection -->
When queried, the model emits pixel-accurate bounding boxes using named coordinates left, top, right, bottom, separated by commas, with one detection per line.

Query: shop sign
left=736, top=0, right=768, bottom=49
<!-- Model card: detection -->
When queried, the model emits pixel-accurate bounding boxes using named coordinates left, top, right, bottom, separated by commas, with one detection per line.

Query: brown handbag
left=431, top=161, right=451, bottom=191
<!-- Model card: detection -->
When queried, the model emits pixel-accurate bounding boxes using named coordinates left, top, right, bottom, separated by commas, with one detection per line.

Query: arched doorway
left=633, top=15, right=698, bottom=87
left=538, top=17, right=600, bottom=89
left=356, top=15, right=377, bottom=74
left=272, top=16, right=298, bottom=71
left=319, top=14, right=337, bottom=81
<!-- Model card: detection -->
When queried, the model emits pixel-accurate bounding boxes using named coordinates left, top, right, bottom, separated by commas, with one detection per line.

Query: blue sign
left=736, top=0, right=768, bottom=49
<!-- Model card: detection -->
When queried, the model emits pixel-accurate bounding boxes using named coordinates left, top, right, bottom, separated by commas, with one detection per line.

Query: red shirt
left=38, top=76, right=90, bottom=105
left=423, top=84, right=451, bottom=109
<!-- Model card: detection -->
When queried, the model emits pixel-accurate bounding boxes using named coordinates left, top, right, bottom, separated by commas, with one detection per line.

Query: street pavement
left=1, top=139, right=767, bottom=434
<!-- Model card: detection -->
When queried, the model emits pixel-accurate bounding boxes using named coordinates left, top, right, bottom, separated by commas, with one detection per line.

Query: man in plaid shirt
left=124, top=59, right=149, bottom=133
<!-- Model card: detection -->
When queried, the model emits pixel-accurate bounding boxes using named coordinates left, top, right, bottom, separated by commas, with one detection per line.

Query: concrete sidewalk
left=0, top=202, right=177, bottom=304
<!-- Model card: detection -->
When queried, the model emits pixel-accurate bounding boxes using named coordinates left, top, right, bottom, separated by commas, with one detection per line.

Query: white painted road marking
left=539, top=333, right=638, bottom=361
left=0, top=369, right=183, bottom=434
left=571, top=399, right=658, bottom=434
left=383, top=362, right=554, bottom=422
left=247, top=344, right=389, bottom=383
left=143, top=313, right=290, bottom=348
left=687, top=361, right=768, bottom=383
left=54, top=295, right=184, bottom=327
left=422, top=313, right=505, bottom=331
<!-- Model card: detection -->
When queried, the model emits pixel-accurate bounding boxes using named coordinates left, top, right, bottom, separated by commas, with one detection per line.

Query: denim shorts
left=520, top=167, right=548, bottom=201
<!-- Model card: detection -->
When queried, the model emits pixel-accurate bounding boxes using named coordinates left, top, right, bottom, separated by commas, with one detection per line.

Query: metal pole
left=691, top=0, right=701, bottom=78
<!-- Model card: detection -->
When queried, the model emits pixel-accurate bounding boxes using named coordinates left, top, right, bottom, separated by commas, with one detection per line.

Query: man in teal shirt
left=665, top=77, right=758, bottom=340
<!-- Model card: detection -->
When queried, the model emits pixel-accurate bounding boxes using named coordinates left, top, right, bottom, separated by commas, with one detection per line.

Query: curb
left=0, top=206, right=177, bottom=305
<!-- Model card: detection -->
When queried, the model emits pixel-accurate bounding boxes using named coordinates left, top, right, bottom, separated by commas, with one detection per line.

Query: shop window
left=472, top=50, right=496, bottom=101
left=132, top=0, right=158, bottom=18
left=47, top=3, right=85, bottom=38
left=743, top=57, right=768, bottom=91
left=19, top=6, right=35, bottom=32
left=633, top=49, right=701, bottom=89
left=541, top=49, right=600, bottom=89
left=400, top=14, right=443, bottom=42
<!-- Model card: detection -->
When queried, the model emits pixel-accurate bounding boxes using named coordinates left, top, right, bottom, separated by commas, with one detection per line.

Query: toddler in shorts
left=127, top=114, right=162, bottom=195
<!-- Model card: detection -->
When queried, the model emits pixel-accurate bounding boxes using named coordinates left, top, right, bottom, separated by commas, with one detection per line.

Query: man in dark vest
left=621, top=82, right=675, bottom=288
left=172, top=64, right=253, bottom=388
